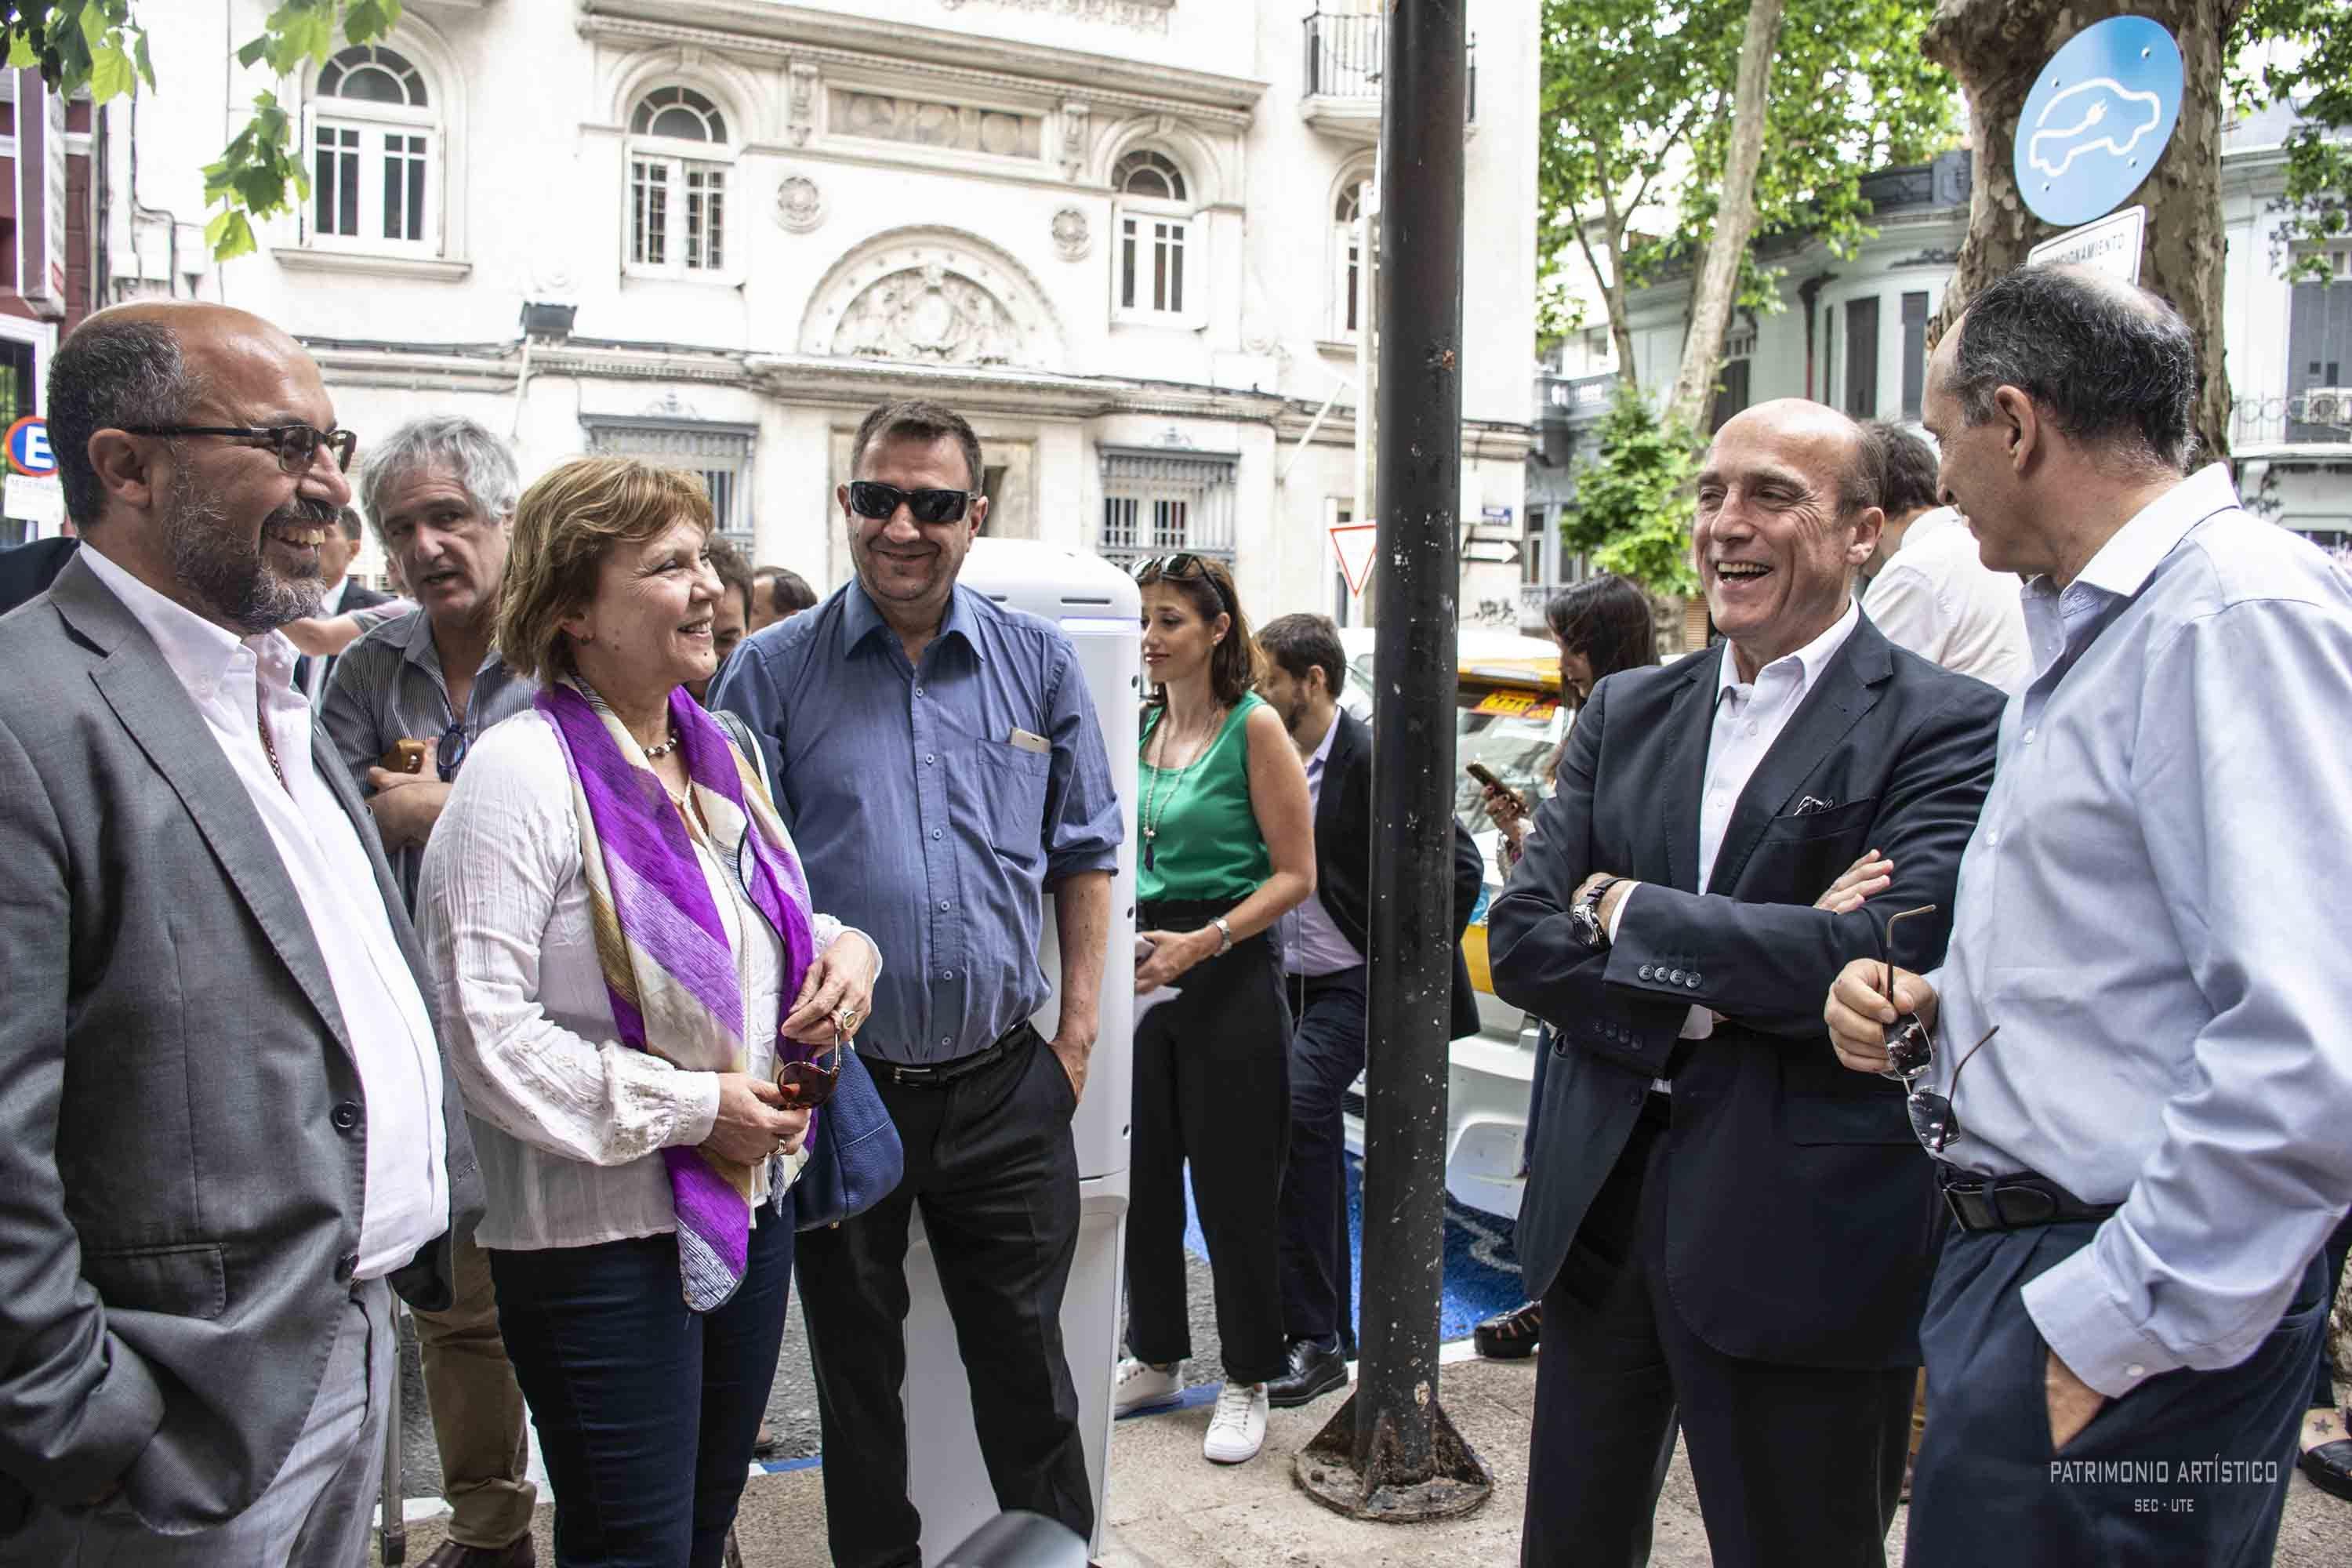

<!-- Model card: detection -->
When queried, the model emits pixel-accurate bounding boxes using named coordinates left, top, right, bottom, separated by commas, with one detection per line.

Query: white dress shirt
left=1617, top=599, right=1864, bottom=1083
left=1280, top=715, right=1367, bottom=978
left=419, top=711, right=868, bottom=1252
left=1922, top=464, right=2352, bottom=1398
left=79, top=547, right=449, bottom=1279
left=1861, top=507, right=2032, bottom=691
left=300, top=575, right=351, bottom=704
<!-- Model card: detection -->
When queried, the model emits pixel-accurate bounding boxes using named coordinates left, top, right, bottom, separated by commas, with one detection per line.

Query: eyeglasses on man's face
left=846, top=480, right=977, bottom=525
left=125, top=423, right=359, bottom=477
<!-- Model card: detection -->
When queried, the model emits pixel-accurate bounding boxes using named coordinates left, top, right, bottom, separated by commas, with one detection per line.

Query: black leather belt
left=864, top=1022, right=1037, bottom=1089
left=1939, top=1167, right=2119, bottom=1233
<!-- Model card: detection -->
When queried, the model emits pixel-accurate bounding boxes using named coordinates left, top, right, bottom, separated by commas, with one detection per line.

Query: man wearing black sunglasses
left=713, top=398, right=1121, bottom=1568
left=1828, top=266, right=2352, bottom=1568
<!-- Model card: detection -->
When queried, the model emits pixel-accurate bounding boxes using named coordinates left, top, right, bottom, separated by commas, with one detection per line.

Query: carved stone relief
left=939, top=0, right=1173, bottom=32
left=801, top=232, right=1066, bottom=372
left=1061, top=102, right=1091, bottom=181
left=775, top=174, right=826, bottom=233
left=832, top=263, right=1028, bottom=367
left=787, top=62, right=818, bottom=147
left=1051, top=207, right=1091, bottom=262
left=829, top=90, right=1042, bottom=158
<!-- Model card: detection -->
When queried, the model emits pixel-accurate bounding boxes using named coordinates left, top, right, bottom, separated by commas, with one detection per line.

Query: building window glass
left=1112, top=149, right=1197, bottom=324
left=1097, top=448, right=1236, bottom=570
left=583, top=419, right=757, bottom=548
left=1844, top=295, right=1881, bottom=419
left=310, top=45, right=438, bottom=252
left=1900, top=291, right=1930, bottom=419
left=627, top=88, right=731, bottom=278
left=2288, top=265, right=2352, bottom=440
left=1332, top=182, right=1367, bottom=339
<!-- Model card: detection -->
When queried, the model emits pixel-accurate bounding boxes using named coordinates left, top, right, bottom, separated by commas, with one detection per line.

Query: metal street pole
left=1297, top=0, right=1490, bottom=1522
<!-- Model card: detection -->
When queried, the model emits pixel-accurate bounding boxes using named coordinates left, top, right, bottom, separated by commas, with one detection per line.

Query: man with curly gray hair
left=319, top=413, right=539, bottom=1568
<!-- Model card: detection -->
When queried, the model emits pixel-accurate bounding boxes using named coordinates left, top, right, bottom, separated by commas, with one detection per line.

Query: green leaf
left=86, top=43, right=135, bottom=104
left=132, top=28, right=155, bottom=89
left=5, top=34, right=36, bottom=69
left=78, top=5, right=110, bottom=54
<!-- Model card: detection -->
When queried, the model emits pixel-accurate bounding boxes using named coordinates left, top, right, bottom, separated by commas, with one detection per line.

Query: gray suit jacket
left=0, top=555, right=483, bottom=1537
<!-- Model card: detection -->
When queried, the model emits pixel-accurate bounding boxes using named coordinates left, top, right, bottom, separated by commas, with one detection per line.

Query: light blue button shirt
left=709, top=579, right=1122, bottom=1065
left=1925, top=464, right=2352, bottom=1398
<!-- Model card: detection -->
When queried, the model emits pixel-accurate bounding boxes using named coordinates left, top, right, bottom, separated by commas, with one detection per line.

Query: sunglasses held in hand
left=775, top=1025, right=848, bottom=1110
left=1870, top=903, right=1998, bottom=1156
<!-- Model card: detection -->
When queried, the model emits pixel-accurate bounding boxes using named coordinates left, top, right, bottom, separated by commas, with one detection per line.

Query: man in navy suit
left=1490, top=399, right=2005, bottom=1567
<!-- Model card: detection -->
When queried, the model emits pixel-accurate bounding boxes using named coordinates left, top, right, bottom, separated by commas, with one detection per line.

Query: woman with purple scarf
left=418, top=456, right=880, bottom=1566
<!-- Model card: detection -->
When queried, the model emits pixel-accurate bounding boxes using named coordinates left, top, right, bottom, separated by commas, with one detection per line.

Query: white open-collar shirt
left=79, top=546, right=449, bottom=1279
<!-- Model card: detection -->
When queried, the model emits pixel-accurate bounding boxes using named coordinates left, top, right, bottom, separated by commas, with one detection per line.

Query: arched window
left=310, top=45, right=439, bottom=250
left=1332, top=181, right=1367, bottom=339
left=1111, top=148, right=1196, bottom=324
left=628, top=87, right=733, bottom=277
left=1112, top=150, right=1187, bottom=204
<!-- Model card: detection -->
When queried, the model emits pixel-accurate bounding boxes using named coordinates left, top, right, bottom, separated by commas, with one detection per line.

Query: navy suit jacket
left=1489, top=616, right=2004, bottom=1369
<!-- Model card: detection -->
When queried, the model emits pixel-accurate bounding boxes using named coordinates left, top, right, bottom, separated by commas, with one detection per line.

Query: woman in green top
left=1113, top=553, right=1315, bottom=1467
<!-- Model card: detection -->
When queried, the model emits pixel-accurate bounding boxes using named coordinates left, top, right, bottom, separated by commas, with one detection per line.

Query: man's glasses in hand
left=1869, top=903, right=1998, bottom=1156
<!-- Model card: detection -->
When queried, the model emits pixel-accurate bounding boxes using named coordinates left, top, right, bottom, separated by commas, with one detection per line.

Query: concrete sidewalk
left=372, top=1351, right=2352, bottom=1566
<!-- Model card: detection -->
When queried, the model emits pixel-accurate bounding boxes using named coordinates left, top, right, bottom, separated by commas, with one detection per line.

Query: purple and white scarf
left=535, top=678, right=816, bottom=1311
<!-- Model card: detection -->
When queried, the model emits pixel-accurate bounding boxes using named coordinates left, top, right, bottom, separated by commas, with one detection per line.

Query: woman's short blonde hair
left=499, top=456, right=714, bottom=681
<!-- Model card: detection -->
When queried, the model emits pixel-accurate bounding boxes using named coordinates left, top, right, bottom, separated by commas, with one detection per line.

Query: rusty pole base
left=1291, top=1390, right=1494, bottom=1523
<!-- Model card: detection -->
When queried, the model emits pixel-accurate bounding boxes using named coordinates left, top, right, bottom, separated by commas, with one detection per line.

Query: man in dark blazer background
left=0, top=302, right=480, bottom=1565
left=1254, top=612, right=1486, bottom=1408
left=1490, top=399, right=2005, bottom=1567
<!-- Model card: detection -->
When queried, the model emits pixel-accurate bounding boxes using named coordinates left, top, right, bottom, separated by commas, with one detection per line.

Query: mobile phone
left=1466, top=762, right=1525, bottom=812
left=378, top=738, right=426, bottom=775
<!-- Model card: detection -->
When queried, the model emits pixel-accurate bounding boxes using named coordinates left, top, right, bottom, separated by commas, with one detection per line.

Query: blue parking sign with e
left=6, top=416, right=56, bottom=477
left=2014, top=17, right=2183, bottom=228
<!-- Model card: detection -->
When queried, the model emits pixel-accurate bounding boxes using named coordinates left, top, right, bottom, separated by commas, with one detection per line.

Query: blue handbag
left=791, top=1045, right=905, bottom=1231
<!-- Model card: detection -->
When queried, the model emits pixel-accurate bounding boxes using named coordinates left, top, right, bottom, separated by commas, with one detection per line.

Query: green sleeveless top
left=1136, top=691, right=1272, bottom=904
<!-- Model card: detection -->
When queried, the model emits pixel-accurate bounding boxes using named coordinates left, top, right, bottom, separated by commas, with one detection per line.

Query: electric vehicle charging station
left=895, top=539, right=1139, bottom=1563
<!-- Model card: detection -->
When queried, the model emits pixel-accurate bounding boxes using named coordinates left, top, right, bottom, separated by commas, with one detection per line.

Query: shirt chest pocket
left=970, top=738, right=1051, bottom=867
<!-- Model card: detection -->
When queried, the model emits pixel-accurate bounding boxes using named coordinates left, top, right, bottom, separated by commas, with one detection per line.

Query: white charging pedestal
left=894, top=539, right=1138, bottom=1564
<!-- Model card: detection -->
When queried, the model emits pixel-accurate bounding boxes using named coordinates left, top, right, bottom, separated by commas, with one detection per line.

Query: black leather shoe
left=419, top=1536, right=535, bottom=1568
left=1473, top=1300, right=1542, bottom=1359
left=1266, top=1338, right=1349, bottom=1409
left=2302, top=1436, right=2352, bottom=1503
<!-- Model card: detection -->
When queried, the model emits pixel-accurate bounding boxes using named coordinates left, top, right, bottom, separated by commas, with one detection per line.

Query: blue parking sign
left=2013, top=16, right=2183, bottom=228
left=5, top=416, right=55, bottom=477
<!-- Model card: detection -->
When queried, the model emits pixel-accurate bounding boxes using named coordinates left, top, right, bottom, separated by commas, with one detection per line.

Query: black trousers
left=795, top=1025, right=1090, bottom=1568
left=1126, top=918, right=1293, bottom=1386
left=1523, top=1101, right=1914, bottom=1568
left=1278, top=967, right=1367, bottom=1353
left=488, top=1214, right=791, bottom=1568
left=2309, top=1207, right=2352, bottom=1409
left=1908, top=1216, right=2329, bottom=1568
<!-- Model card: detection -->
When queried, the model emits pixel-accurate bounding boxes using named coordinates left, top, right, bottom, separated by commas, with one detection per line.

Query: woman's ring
left=836, top=1005, right=859, bottom=1031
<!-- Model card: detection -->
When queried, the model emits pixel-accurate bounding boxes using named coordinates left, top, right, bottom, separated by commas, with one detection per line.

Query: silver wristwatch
left=1570, top=877, right=1624, bottom=949
left=1211, top=916, right=1235, bottom=956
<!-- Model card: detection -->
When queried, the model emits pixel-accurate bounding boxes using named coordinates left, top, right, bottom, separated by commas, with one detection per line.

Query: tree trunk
left=1923, top=0, right=2235, bottom=459
left=1665, top=0, right=1786, bottom=432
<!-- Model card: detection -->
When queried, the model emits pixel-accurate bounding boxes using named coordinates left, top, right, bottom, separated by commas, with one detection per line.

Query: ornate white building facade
left=107, top=0, right=1538, bottom=622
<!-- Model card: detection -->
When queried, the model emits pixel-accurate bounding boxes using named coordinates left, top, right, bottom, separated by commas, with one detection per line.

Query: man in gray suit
left=0, top=301, right=482, bottom=1564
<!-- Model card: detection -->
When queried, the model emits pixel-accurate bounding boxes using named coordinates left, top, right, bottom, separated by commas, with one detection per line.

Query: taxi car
left=1334, top=628, right=1566, bottom=1219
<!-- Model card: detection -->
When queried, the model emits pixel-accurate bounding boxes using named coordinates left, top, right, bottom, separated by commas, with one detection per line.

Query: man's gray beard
left=165, top=479, right=327, bottom=635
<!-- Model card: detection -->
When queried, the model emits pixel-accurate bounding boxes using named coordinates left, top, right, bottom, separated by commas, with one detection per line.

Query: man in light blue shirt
left=709, top=399, right=1120, bottom=1568
left=1828, top=264, right=2352, bottom=1567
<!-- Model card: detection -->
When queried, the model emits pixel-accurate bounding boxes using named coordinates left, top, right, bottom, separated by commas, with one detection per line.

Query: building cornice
left=298, top=336, right=1529, bottom=458
left=575, top=1, right=1265, bottom=127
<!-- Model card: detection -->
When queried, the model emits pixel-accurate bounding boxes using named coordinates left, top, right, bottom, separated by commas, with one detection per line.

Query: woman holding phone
left=1112, top=553, right=1315, bottom=1467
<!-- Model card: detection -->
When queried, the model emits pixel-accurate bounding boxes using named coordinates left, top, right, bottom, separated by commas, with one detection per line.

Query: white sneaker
left=1114, top=1356, right=1183, bottom=1416
left=1202, top=1381, right=1269, bottom=1464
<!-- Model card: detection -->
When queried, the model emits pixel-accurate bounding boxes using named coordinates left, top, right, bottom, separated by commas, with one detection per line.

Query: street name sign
left=2027, top=204, right=2147, bottom=285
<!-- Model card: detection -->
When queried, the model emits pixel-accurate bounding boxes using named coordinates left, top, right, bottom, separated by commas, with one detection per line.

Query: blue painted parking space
left=1182, top=1151, right=1525, bottom=1346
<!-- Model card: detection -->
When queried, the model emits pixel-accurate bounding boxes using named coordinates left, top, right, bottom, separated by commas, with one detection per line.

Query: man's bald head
left=1708, top=398, right=1882, bottom=523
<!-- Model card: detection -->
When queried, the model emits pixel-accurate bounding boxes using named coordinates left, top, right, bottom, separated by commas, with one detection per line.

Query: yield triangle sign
left=1329, top=522, right=1379, bottom=597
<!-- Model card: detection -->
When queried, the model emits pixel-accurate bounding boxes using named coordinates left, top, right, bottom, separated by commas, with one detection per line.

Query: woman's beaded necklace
left=1138, top=702, right=1225, bottom=870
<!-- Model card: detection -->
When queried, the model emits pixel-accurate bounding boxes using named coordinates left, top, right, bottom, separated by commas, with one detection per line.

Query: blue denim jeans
left=488, top=1214, right=793, bottom=1568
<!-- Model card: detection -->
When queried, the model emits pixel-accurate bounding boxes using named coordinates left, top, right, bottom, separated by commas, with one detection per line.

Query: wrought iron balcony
left=2231, top=390, right=2352, bottom=454
left=1300, top=9, right=1476, bottom=143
